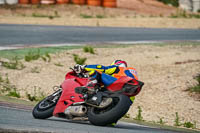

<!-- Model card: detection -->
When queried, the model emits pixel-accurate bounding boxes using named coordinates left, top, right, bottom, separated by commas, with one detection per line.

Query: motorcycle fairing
left=53, top=74, right=88, bottom=116
left=106, top=76, right=133, bottom=92
left=107, top=76, right=144, bottom=97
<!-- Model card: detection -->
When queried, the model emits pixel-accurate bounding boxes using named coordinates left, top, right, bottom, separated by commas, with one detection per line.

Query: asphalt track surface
left=0, top=24, right=200, bottom=47
left=0, top=106, right=184, bottom=133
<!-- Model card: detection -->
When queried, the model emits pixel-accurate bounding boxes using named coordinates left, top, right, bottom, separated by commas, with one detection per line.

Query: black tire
left=32, top=90, right=61, bottom=119
left=88, top=94, right=132, bottom=126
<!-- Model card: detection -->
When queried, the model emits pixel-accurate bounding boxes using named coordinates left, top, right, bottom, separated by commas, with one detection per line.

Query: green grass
left=189, top=85, right=200, bottom=93
left=158, top=117, right=166, bottom=125
left=73, top=54, right=87, bottom=65
left=183, top=121, right=196, bottom=129
left=54, top=63, right=64, bottom=67
left=24, top=49, right=51, bottom=62
left=169, top=10, right=200, bottom=19
left=173, top=112, right=197, bottom=129
left=121, top=110, right=199, bottom=132
left=80, top=13, right=106, bottom=19
left=96, top=15, right=106, bottom=19
left=26, top=86, right=46, bottom=102
left=0, top=42, right=200, bottom=61
left=0, top=74, right=21, bottom=98
left=0, top=46, right=83, bottom=60
left=0, top=94, right=37, bottom=106
left=25, top=50, right=41, bottom=62
left=83, top=46, right=95, bottom=54
left=32, top=13, right=51, bottom=18
left=80, top=14, right=93, bottom=19
left=6, top=87, right=20, bottom=98
left=135, top=106, right=143, bottom=121
left=121, top=118, right=199, bottom=133
left=1, top=56, right=25, bottom=70
left=32, top=11, right=60, bottom=19
left=1, top=59, right=25, bottom=70
left=0, top=74, right=9, bottom=84
left=174, top=112, right=182, bottom=126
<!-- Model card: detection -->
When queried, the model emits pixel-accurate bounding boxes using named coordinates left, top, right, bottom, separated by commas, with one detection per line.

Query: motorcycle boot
left=86, top=96, right=112, bottom=108
left=75, top=78, right=98, bottom=95
left=86, top=92, right=113, bottom=108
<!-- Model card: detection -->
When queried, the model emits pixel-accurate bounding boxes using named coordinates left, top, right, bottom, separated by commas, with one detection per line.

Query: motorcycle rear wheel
left=88, top=94, right=131, bottom=126
left=32, top=89, right=61, bottom=119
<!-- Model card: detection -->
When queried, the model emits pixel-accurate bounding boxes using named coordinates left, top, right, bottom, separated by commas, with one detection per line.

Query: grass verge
left=1, top=42, right=200, bottom=60
left=0, top=95, right=37, bottom=106
left=0, top=45, right=83, bottom=60
left=120, top=118, right=200, bottom=133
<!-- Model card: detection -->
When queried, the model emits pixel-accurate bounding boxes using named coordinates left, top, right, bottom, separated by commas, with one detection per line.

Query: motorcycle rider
left=74, top=60, right=138, bottom=103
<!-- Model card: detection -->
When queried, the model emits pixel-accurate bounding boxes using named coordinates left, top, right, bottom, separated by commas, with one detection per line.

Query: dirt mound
left=117, top=0, right=177, bottom=16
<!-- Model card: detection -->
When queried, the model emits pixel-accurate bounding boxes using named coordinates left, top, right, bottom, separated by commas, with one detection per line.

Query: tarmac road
left=0, top=24, right=200, bottom=47
left=0, top=106, right=184, bottom=133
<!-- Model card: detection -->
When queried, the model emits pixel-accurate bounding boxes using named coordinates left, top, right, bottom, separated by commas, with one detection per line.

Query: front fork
left=51, top=86, right=62, bottom=103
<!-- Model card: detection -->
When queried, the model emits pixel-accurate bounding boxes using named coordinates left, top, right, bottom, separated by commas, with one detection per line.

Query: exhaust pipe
left=65, top=105, right=87, bottom=117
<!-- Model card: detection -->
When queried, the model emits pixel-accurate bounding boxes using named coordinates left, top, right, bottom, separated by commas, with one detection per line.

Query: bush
left=6, top=87, right=20, bottom=98
left=158, top=117, right=166, bottom=125
left=80, top=14, right=93, bottom=19
left=0, top=73, right=9, bottom=85
left=183, top=121, right=195, bottom=128
left=45, top=52, right=51, bottom=62
left=135, top=106, right=143, bottom=121
left=157, top=0, right=179, bottom=7
left=26, top=86, right=46, bottom=102
left=26, top=93, right=37, bottom=101
left=174, top=112, right=181, bottom=126
left=25, top=50, right=41, bottom=62
left=25, top=49, right=51, bottom=62
left=0, top=74, right=20, bottom=98
left=173, top=112, right=197, bottom=129
left=73, top=54, right=87, bottom=65
left=83, top=46, right=95, bottom=54
left=1, top=56, right=25, bottom=70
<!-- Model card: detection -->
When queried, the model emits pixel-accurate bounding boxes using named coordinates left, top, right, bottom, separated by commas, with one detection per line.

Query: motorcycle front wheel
left=32, top=89, right=62, bottom=119
left=88, top=94, right=132, bottom=126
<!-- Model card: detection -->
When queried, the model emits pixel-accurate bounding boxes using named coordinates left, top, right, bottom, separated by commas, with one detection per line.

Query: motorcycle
left=32, top=67, right=144, bottom=126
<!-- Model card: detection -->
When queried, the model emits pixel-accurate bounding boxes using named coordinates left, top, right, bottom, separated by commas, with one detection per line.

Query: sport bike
left=32, top=68, right=144, bottom=126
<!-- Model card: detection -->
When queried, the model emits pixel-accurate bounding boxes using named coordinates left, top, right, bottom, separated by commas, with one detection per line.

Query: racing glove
left=74, top=64, right=86, bottom=73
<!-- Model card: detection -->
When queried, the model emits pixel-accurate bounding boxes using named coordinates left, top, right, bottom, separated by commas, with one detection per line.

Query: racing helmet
left=111, top=60, right=127, bottom=67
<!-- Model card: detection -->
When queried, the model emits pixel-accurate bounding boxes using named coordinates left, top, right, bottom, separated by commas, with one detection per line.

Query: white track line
left=0, top=105, right=31, bottom=112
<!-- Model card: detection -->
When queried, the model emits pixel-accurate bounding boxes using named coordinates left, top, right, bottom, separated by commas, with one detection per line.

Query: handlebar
left=70, top=67, right=89, bottom=78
